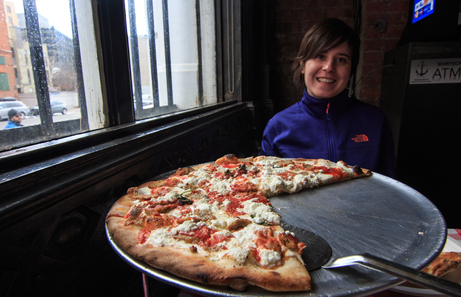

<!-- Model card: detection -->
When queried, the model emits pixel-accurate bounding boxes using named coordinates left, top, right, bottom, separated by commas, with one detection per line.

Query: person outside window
left=260, top=18, right=396, bottom=178
left=4, top=109, right=24, bottom=129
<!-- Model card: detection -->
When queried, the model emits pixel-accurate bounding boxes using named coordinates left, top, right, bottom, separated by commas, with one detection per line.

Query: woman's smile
left=301, top=42, right=352, bottom=99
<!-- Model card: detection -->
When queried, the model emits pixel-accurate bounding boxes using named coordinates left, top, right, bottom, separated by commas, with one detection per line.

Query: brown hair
left=291, top=18, right=361, bottom=89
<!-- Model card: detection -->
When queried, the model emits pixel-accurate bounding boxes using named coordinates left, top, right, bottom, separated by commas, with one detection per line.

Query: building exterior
left=0, top=0, right=16, bottom=97
left=1, top=0, right=76, bottom=96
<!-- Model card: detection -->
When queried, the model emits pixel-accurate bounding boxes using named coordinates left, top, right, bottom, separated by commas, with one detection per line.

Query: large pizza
left=106, top=154, right=372, bottom=292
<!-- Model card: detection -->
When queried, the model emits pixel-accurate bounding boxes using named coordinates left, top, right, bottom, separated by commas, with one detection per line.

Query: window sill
left=0, top=100, right=254, bottom=230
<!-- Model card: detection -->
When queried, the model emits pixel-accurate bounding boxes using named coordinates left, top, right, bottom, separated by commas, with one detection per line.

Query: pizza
left=106, top=154, right=372, bottom=292
left=423, top=252, right=461, bottom=278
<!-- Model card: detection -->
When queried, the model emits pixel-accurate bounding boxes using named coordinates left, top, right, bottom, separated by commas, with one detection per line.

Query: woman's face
left=301, top=42, right=352, bottom=99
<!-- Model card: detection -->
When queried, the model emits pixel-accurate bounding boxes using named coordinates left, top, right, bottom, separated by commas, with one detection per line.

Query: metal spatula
left=280, top=222, right=332, bottom=271
left=323, top=253, right=461, bottom=296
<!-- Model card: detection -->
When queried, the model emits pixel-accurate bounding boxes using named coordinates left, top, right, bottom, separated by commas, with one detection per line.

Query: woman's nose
left=322, top=59, right=335, bottom=72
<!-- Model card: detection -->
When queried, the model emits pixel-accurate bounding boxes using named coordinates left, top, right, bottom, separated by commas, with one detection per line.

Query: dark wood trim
left=97, top=0, right=134, bottom=125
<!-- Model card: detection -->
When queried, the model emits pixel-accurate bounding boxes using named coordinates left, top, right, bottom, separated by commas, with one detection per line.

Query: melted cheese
left=208, top=179, right=231, bottom=194
left=137, top=186, right=152, bottom=195
left=259, top=249, right=282, bottom=266
left=242, top=199, right=280, bottom=224
left=172, top=220, right=199, bottom=234
left=224, top=247, right=250, bottom=265
left=148, top=229, right=173, bottom=246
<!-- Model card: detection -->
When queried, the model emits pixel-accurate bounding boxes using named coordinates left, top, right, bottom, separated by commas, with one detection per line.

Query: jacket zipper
left=325, top=103, right=336, bottom=161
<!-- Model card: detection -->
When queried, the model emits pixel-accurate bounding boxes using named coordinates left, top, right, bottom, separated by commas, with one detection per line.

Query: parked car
left=0, top=101, right=30, bottom=121
left=51, top=100, right=68, bottom=114
left=0, top=97, right=18, bottom=102
left=30, top=100, right=68, bottom=116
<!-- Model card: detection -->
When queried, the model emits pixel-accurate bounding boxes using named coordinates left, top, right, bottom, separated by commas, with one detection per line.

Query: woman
left=260, top=18, right=396, bottom=178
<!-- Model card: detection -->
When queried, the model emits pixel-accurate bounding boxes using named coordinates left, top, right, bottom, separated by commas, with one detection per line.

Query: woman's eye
left=337, top=57, right=349, bottom=64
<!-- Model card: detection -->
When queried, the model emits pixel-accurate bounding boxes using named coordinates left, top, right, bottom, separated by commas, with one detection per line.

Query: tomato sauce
left=164, top=178, right=180, bottom=187
left=206, top=233, right=232, bottom=247
left=212, top=172, right=226, bottom=179
left=151, top=187, right=171, bottom=197
left=221, top=163, right=239, bottom=169
left=181, top=225, right=230, bottom=248
left=230, top=182, right=257, bottom=192
left=277, top=171, right=296, bottom=180
left=224, top=199, right=245, bottom=216
left=254, top=227, right=281, bottom=252
left=314, top=166, right=346, bottom=180
left=137, top=229, right=150, bottom=244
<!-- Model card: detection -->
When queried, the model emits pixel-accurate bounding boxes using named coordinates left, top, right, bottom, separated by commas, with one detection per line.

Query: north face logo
left=352, top=134, right=369, bottom=143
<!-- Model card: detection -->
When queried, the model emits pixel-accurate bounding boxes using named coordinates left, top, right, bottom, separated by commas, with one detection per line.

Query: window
left=0, top=73, right=10, bottom=91
left=125, top=0, right=217, bottom=120
left=0, top=0, right=222, bottom=152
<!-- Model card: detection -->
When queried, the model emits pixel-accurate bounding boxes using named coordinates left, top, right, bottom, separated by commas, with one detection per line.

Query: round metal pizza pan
left=106, top=172, right=447, bottom=297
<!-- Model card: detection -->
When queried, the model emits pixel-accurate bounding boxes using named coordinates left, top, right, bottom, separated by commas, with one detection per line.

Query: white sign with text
left=409, top=58, right=461, bottom=84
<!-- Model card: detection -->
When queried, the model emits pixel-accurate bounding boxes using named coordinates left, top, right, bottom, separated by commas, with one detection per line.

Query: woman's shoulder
left=352, top=98, right=387, bottom=116
left=272, top=101, right=307, bottom=119
left=264, top=101, right=307, bottom=130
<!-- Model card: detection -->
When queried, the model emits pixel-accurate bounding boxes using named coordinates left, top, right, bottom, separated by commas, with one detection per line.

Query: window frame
left=0, top=0, right=249, bottom=229
left=0, top=0, right=241, bottom=150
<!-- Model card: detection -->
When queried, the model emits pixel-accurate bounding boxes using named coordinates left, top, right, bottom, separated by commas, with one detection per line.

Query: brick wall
left=0, top=0, right=16, bottom=98
left=272, top=0, right=410, bottom=112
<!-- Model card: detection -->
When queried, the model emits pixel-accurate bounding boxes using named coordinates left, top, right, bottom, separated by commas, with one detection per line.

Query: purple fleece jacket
left=260, top=89, right=396, bottom=178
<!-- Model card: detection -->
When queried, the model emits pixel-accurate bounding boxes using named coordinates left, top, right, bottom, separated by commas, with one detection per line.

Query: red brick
left=364, top=12, right=409, bottom=26
left=363, top=39, right=399, bottom=51
left=361, top=64, right=386, bottom=76
left=299, top=8, right=323, bottom=21
left=362, top=51, right=384, bottom=64
left=359, top=87, right=381, bottom=103
left=365, top=1, right=409, bottom=13
left=357, top=75, right=382, bottom=88
left=325, top=7, right=354, bottom=19
left=363, top=26, right=385, bottom=39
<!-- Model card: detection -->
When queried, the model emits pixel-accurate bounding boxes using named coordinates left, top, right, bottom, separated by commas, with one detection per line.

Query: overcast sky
left=10, top=0, right=73, bottom=37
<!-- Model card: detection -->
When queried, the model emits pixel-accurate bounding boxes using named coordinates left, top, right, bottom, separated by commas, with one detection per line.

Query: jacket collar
left=300, top=89, right=354, bottom=120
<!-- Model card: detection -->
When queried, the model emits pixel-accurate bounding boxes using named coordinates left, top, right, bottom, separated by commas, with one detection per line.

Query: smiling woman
left=260, top=18, right=397, bottom=179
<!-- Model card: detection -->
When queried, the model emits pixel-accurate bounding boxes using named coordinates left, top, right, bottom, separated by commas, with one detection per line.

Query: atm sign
left=409, top=58, right=461, bottom=84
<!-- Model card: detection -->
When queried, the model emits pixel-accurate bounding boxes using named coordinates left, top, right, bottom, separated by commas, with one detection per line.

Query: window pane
left=0, top=0, right=105, bottom=150
left=125, top=0, right=217, bottom=120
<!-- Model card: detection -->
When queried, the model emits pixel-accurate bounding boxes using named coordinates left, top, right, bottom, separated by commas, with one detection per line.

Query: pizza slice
left=423, top=251, right=461, bottom=278
left=252, top=156, right=371, bottom=197
left=107, top=181, right=310, bottom=291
